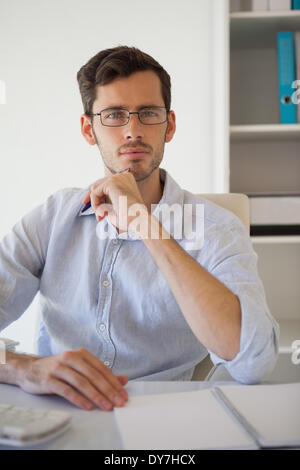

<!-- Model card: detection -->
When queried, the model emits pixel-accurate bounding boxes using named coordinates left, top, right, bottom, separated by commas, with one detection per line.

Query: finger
left=79, top=350, right=129, bottom=400
left=53, top=364, right=114, bottom=411
left=82, top=192, right=105, bottom=206
left=61, top=351, right=128, bottom=406
left=91, top=180, right=107, bottom=197
left=117, top=375, right=129, bottom=386
left=90, top=185, right=106, bottom=212
left=95, top=203, right=114, bottom=222
left=49, top=377, right=94, bottom=411
left=82, top=176, right=106, bottom=205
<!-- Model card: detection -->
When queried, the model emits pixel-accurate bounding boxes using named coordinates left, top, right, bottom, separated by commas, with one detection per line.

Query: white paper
left=114, top=388, right=256, bottom=450
left=219, top=383, right=300, bottom=447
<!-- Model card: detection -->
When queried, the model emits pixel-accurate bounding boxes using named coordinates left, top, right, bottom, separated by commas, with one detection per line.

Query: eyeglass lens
left=100, top=108, right=167, bottom=126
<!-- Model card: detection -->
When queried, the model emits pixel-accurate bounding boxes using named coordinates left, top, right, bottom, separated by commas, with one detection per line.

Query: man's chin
left=105, top=162, right=159, bottom=182
left=129, top=165, right=160, bottom=182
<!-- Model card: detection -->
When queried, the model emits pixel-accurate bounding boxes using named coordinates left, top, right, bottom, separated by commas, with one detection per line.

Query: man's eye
left=141, top=110, right=157, bottom=117
left=106, top=111, right=125, bottom=119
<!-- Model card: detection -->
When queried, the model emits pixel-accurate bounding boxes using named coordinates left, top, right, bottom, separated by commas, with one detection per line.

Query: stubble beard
left=92, top=126, right=167, bottom=182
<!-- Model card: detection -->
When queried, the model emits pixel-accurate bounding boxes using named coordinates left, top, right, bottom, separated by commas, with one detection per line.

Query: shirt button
left=102, top=280, right=110, bottom=287
left=104, top=361, right=110, bottom=367
left=99, top=324, right=106, bottom=332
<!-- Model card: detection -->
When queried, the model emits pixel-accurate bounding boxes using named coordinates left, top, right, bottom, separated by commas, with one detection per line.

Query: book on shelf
left=295, top=32, right=300, bottom=122
left=292, top=0, right=300, bottom=9
left=248, top=192, right=300, bottom=236
left=277, top=32, right=297, bottom=124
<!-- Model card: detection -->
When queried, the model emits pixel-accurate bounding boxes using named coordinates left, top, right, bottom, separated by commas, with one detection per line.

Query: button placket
left=96, top=238, right=122, bottom=368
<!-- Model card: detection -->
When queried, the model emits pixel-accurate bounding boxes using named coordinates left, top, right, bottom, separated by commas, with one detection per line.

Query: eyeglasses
left=90, top=106, right=168, bottom=127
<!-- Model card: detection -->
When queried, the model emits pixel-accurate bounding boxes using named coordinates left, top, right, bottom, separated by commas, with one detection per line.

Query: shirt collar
left=151, top=168, right=184, bottom=216
left=150, top=168, right=185, bottom=240
left=78, top=169, right=184, bottom=213
left=78, top=205, right=94, bottom=216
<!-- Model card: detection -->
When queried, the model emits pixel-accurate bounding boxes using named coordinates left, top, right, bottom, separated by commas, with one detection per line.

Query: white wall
left=0, top=0, right=228, bottom=352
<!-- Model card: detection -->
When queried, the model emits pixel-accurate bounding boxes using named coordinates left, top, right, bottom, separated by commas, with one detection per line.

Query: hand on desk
left=15, top=348, right=128, bottom=411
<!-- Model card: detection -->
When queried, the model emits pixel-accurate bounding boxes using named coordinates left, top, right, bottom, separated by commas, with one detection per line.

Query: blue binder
left=292, top=0, right=300, bottom=9
left=277, top=32, right=297, bottom=124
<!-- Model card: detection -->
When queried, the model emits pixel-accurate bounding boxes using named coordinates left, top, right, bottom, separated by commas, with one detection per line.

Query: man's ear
left=80, top=114, right=97, bottom=146
left=165, top=110, right=176, bottom=143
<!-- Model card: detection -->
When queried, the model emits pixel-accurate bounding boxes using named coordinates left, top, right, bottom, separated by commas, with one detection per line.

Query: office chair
left=191, top=193, right=250, bottom=381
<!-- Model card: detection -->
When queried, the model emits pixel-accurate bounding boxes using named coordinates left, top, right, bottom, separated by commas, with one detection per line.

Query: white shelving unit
left=230, top=123, right=300, bottom=140
left=229, top=1, right=300, bottom=354
left=251, top=235, right=300, bottom=244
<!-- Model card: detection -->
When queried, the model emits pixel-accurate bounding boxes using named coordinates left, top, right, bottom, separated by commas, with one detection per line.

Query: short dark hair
left=77, top=45, right=171, bottom=116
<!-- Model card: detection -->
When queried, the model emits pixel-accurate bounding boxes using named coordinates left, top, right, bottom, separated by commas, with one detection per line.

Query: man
left=0, top=46, right=279, bottom=412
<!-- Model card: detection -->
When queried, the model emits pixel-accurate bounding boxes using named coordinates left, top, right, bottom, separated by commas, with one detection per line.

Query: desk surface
left=0, top=381, right=234, bottom=450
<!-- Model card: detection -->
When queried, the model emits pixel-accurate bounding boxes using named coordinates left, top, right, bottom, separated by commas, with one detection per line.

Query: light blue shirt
left=0, top=169, right=279, bottom=383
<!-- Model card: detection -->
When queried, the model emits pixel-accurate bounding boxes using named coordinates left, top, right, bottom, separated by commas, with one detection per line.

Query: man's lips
left=120, top=149, right=149, bottom=159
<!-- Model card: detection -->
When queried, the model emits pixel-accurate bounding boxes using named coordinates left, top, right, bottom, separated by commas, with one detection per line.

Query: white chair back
left=192, top=193, right=250, bottom=381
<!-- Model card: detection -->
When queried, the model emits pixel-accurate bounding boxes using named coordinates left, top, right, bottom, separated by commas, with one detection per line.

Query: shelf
left=230, top=10, right=300, bottom=21
left=278, top=319, right=300, bottom=353
left=251, top=235, right=300, bottom=244
left=230, top=124, right=300, bottom=141
left=230, top=10, right=300, bottom=49
left=229, top=5, right=300, bottom=346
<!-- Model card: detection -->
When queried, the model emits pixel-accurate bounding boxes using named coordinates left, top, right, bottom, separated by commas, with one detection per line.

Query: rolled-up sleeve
left=205, top=218, right=280, bottom=384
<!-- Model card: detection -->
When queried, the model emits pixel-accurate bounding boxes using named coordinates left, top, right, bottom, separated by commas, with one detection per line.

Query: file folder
left=292, top=0, right=300, bottom=9
left=295, top=32, right=300, bottom=122
left=277, top=32, right=297, bottom=124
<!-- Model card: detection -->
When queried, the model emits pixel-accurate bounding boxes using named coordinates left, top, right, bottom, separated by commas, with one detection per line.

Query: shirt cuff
left=208, top=291, right=280, bottom=384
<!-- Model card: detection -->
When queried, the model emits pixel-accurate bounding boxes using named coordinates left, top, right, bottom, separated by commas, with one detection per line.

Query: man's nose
left=123, top=113, right=145, bottom=140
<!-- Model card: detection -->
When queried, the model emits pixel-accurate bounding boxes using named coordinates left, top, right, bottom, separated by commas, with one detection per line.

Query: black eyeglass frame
left=88, top=106, right=169, bottom=127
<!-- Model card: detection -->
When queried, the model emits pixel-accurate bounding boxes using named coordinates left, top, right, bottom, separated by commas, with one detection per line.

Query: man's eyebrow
left=100, top=104, right=164, bottom=110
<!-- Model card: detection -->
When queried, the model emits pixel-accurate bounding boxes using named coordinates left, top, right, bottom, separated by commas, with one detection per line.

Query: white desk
left=0, top=381, right=233, bottom=450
